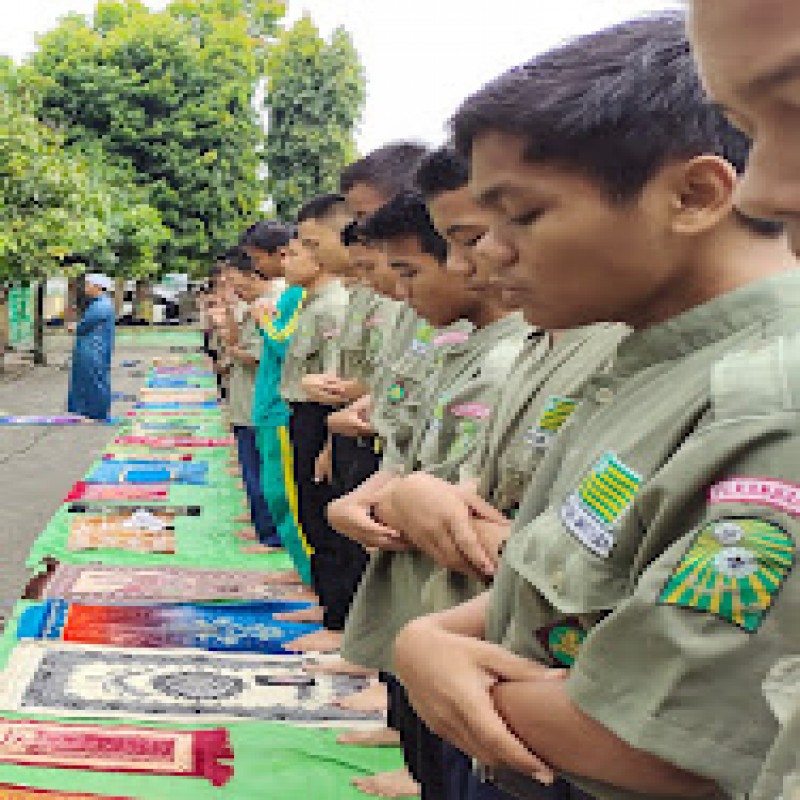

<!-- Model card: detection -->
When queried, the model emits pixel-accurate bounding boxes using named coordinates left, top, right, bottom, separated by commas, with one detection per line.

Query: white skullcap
left=85, top=273, right=113, bottom=291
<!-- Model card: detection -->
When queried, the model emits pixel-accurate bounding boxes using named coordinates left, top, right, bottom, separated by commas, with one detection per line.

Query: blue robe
left=67, top=294, right=115, bottom=420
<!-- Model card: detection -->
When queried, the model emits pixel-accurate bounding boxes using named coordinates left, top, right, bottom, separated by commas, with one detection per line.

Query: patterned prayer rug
left=0, top=785, right=131, bottom=798
left=0, top=645, right=383, bottom=728
left=66, top=504, right=201, bottom=518
left=17, top=600, right=316, bottom=654
left=65, top=483, right=170, bottom=503
left=38, top=565, right=309, bottom=604
left=113, top=437, right=232, bottom=449
left=0, top=418, right=115, bottom=427
left=0, top=720, right=233, bottom=786
left=85, top=463, right=208, bottom=486
left=67, top=520, right=176, bottom=555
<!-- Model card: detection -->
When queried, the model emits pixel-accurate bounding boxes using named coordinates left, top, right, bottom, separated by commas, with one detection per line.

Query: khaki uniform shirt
left=227, top=311, right=262, bottom=426
left=339, top=284, right=377, bottom=383
left=279, top=279, right=350, bottom=403
left=484, top=271, right=800, bottom=799
left=367, top=303, right=418, bottom=395
left=422, top=323, right=629, bottom=619
left=371, top=317, right=475, bottom=472
left=341, top=313, right=536, bottom=673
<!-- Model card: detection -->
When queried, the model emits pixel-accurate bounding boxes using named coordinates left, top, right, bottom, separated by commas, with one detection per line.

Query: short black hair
left=296, top=193, right=348, bottom=224
left=361, top=191, right=448, bottom=264
left=340, top=143, right=429, bottom=197
left=451, top=13, right=782, bottom=236
left=223, top=247, right=254, bottom=273
left=415, top=147, right=469, bottom=199
left=341, top=220, right=365, bottom=247
left=239, top=220, right=294, bottom=254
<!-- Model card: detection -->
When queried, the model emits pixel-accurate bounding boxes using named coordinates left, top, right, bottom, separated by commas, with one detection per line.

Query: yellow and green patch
left=658, top=518, right=794, bottom=633
left=536, top=619, right=586, bottom=667
left=577, top=453, right=641, bottom=526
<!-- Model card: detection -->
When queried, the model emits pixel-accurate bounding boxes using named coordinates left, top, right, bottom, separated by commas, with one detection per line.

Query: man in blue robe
left=67, top=273, right=116, bottom=420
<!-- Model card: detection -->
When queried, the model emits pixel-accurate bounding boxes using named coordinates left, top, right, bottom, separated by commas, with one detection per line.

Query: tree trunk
left=114, top=277, right=124, bottom=318
left=33, top=280, right=46, bottom=366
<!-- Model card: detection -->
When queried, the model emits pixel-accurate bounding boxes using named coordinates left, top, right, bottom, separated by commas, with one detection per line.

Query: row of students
left=279, top=11, right=800, bottom=800
left=209, top=10, right=800, bottom=794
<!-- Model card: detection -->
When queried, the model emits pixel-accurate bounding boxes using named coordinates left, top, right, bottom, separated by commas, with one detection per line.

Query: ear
left=666, top=155, right=737, bottom=235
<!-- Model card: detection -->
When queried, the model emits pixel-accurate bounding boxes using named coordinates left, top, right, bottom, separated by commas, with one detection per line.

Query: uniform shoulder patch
left=657, top=517, right=794, bottom=633
left=560, top=452, right=641, bottom=558
left=528, top=396, right=578, bottom=450
left=536, top=619, right=586, bottom=667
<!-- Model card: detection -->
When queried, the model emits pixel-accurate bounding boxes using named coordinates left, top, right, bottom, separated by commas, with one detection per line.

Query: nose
left=445, top=248, right=473, bottom=277
left=735, top=136, right=800, bottom=225
left=476, top=229, right=517, bottom=274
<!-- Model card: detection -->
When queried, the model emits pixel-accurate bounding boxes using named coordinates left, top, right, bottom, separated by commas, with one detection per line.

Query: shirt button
left=594, top=387, right=614, bottom=404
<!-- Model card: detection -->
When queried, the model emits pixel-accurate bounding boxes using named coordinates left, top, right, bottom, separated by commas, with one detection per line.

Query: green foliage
left=265, top=15, right=365, bottom=220
left=29, top=0, right=286, bottom=276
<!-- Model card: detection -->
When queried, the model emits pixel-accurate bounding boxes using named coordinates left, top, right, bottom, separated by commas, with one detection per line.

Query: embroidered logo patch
left=536, top=619, right=586, bottom=667
left=528, top=397, right=578, bottom=450
left=561, top=452, right=642, bottom=557
left=387, top=382, right=406, bottom=405
left=433, top=330, right=471, bottom=348
left=658, top=518, right=794, bottom=633
left=709, top=477, right=800, bottom=518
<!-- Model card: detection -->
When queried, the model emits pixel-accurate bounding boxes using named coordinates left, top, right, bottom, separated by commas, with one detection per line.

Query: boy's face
left=281, top=239, right=319, bottom=287
left=690, top=0, right=800, bottom=252
left=344, top=182, right=389, bottom=221
left=353, top=242, right=400, bottom=298
left=299, top=218, right=351, bottom=276
left=231, top=270, right=264, bottom=302
left=428, top=185, right=512, bottom=300
left=384, top=235, right=476, bottom=326
left=469, top=131, right=690, bottom=330
left=244, top=247, right=283, bottom=280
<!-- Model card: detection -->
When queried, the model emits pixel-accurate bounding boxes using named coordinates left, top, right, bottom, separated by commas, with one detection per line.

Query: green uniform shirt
left=367, top=303, right=418, bottom=395
left=228, top=312, right=262, bottom=427
left=341, top=313, right=536, bottom=673
left=484, top=271, right=800, bottom=799
left=422, top=323, right=629, bottom=620
left=279, top=279, right=350, bottom=403
left=371, top=317, right=474, bottom=472
left=338, top=284, right=377, bottom=383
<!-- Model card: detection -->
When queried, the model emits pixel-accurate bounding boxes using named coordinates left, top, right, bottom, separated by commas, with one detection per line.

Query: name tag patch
left=658, top=518, right=794, bottom=632
left=528, top=396, right=578, bottom=450
left=561, top=452, right=641, bottom=557
left=709, top=477, right=800, bottom=518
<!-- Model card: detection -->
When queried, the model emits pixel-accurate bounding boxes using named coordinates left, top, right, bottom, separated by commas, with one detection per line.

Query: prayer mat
left=139, top=390, right=216, bottom=402
left=0, top=720, right=233, bottom=787
left=0, top=645, right=383, bottom=728
left=17, top=600, right=317, bottom=654
left=86, top=463, right=208, bottom=486
left=65, top=484, right=170, bottom=503
left=100, top=454, right=194, bottom=462
left=114, top=436, right=233, bottom=449
left=124, top=409, right=213, bottom=417
left=134, top=403, right=218, bottom=411
left=66, top=505, right=200, bottom=518
left=0, top=786, right=130, bottom=798
left=146, top=380, right=212, bottom=389
left=0, top=417, right=112, bottom=427
left=67, top=522, right=176, bottom=555
left=37, top=565, right=310, bottom=604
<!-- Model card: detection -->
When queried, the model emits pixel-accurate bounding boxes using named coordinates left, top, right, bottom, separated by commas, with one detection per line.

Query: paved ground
left=0, top=332, right=175, bottom=624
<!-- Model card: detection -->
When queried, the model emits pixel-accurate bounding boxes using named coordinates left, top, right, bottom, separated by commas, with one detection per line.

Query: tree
left=264, top=15, right=366, bottom=220
left=30, top=0, right=284, bottom=275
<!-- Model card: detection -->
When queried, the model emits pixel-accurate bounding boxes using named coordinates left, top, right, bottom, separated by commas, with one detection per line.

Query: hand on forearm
left=492, top=681, right=718, bottom=797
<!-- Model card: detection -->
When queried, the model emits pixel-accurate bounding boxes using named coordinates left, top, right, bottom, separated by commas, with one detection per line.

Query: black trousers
left=290, top=403, right=369, bottom=630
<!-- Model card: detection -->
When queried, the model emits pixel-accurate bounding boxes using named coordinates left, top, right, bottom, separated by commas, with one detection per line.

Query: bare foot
left=337, top=727, right=400, bottom=747
left=352, top=768, right=420, bottom=798
left=226, top=467, right=240, bottom=476
left=334, top=681, right=387, bottom=712
left=234, top=513, right=251, bottom=523
left=289, top=629, right=342, bottom=652
left=235, top=527, right=259, bottom=541
left=274, top=606, right=324, bottom=623
left=305, top=657, right=377, bottom=677
left=239, top=544, right=284, bottom=555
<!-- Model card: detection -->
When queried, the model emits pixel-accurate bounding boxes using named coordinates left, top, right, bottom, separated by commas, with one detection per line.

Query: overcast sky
left=1, top=0, right=683, bottom=152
